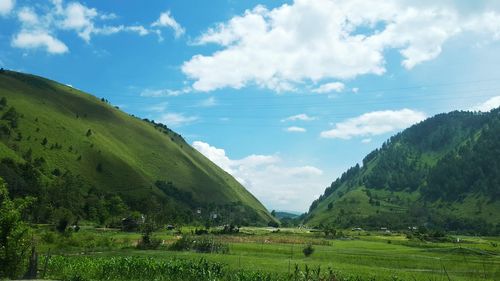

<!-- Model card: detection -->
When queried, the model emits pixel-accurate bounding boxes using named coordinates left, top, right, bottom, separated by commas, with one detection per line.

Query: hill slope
left=306, top=109, right=500, bottom=234
left=0, top=70, right=273, bottom=225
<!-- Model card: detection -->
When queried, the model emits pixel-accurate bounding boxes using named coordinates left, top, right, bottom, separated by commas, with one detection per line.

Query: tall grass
left=43, top=255, right=438, bottom=281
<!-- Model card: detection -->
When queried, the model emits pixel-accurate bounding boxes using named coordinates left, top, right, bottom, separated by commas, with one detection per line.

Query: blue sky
left=2, top=0, right=500, bottom=212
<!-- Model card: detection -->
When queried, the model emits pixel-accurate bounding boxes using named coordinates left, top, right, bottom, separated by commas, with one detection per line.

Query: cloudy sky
left=2, top=0, right=500, bottom=212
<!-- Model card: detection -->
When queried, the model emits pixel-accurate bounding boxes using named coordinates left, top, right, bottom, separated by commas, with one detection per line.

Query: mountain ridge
left=305, top=108, right=500, bottom=234
left=0, top=70, right=274, bottom=226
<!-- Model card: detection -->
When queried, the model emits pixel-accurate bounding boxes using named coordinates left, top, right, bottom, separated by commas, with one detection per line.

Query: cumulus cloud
left=12, top=31, right=68, bottom=54
left=157, top=113, right=197, bottom=127
left=281, top=113, right=316, bottom=122
left=312, top=82, right=345, bottom=94
left=471, top=96, right=500, bottom=112
left=17, top=7, right=38, bottom=25
left=192, top=141, right=327, bottom=211
left=182, top=0, right=500, bottom=92
left=10, top=0, right=169, bottom=53
left=152, top=10, right=185, bottom=38
left=285, top=126, right=306, bottom=133
left=0, top=0, right=15, bottom=16
left=320, top=108, right=426, bottom=139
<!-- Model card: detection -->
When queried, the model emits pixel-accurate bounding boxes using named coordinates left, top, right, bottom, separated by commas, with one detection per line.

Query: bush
left=137, top=222, right=161, bottom=250
left=303, top=243, right=314, bottom=257
left=193, top=236, right=229, bottom=254
left=169, top=236, right=193, bottom=251
left=194, top=228, right=209, bottom=235
left=0, top=178, right=33, bottom=279
left=169, top=235, right=229, bottom=254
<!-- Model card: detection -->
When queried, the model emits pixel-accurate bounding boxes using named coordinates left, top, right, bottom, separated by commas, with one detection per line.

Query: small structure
left=351, top=227, right=363, bottom=231
left=166, top=224, right=175, bottom=230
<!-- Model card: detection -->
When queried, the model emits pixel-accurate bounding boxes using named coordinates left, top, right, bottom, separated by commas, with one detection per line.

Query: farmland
left=35, top=226, right=500, bottom=281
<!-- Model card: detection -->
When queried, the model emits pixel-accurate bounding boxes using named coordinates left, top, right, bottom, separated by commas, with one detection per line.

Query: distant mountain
left=274, top=211, right=301, bottom=220
left=306, top=109, right=500, bottom=234
left=0, top=70, right=274, bottom=226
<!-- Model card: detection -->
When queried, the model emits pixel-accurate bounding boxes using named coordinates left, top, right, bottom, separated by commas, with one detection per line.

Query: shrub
left=303, top=243, right=314, bottom=257
left=0, top=178, right=33, bottom=279
left=169, top=236, right=193, bottom=251
left=193, top=236, right=229, bottom=254
left=194, top=228, right=209, bottom=235
left=169, top=236, right=229, bottom=254
left=137, top=222, right=161, bottom=250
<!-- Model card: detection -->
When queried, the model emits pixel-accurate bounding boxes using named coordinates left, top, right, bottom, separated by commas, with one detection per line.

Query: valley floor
left=36, top=226, right=500, bottom=281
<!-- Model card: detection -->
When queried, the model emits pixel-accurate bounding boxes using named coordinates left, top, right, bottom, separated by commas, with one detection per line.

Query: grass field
left=36, top=226, right=500, bottom=281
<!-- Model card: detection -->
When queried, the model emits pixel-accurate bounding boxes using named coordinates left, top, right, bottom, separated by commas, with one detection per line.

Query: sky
left=1, top=0, right=500, bottom=213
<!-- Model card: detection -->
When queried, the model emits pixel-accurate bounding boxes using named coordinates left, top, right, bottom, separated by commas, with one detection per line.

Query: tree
left=1, top=107, right=20, bottom=128
left=41, top=137, right=48, bottom=146
left=0, top=178, right=33, bottom=279
left=271, top=210, right=276, bottom=217
left=86, top=129, right=92, bottom=137
left=0, top=97, right=7, bottom=109
left=96, top=163, right=103, bottom=173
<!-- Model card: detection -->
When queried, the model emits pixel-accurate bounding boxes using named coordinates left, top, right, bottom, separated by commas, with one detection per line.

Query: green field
left=36, top=226, right=500, bottom=281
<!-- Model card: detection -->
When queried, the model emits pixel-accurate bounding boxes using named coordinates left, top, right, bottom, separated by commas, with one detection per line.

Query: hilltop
left=306, top=109, right=500, bottom=234
left=0, top=70, right=274, bottom=226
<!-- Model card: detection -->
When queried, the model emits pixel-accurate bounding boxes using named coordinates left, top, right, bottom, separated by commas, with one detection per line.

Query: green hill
left=0, top=70, right=273, bottom=226
left=306, top=109, right=500, bottom=234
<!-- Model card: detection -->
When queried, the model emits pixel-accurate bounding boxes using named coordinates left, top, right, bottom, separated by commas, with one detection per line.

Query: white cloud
left=152, top=10, right=185, bottom=38
left=12, top=31, right=68, bottom=54
left=157, top=113, right=197, bottom=127
left=192, top=141, right=327, bottom=211
left=182, top=0, right=500, bottom=92
left=17, top=7, right=38, bottom=25
left=352, top=87, right=359, bottom=94
left=281, top=113, right=316, bottom=122
left=312, top=82, right=345, bottom=94
left=0, top=0, right=15, bottom=16
left=140, top=87, right=191, bottom=97
left=146, top=102, right=168, bottom=113
left=471, top=96, right=500, bottom=112
left=94, top=25, right=150, bottom=36
left=10, top=0, right=162, bottom=54
left=60, top=2, right=98, bottom=42
left=196, top=96, right=217, bottom=107
left=361, top=138, right=372, bottom=144
left=320, top=108, right=426, bottom=139
left=285, top=126, right=306, bottom=133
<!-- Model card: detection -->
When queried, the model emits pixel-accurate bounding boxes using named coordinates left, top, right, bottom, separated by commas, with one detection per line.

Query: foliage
left=169, top=235, right=229, bottom=254
left=0, top=178, right=33, bottom=279
left=302, top=243, right=314, bottom=257
left=136, top=220, right=162, bottom=250
left=44, top=255, right=394, bottom=281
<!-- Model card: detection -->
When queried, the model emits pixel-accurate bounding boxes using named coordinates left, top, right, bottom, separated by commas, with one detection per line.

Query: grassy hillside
left=0, top=70, right=273, bottom=225
left=306, top=110, right=500, bottom=234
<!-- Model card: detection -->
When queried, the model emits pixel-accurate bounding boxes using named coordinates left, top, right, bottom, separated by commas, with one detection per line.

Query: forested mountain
left=306, top=109, right=500, bottom=234
left=0, top=70, right=274, bottom=226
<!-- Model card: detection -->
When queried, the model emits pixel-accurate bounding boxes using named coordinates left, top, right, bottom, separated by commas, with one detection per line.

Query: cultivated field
left=34, top=226, right=500, bottom=281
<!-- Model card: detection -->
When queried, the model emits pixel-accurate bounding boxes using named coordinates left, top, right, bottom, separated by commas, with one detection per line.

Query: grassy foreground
left=34, top=226, right=500, bottom=281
